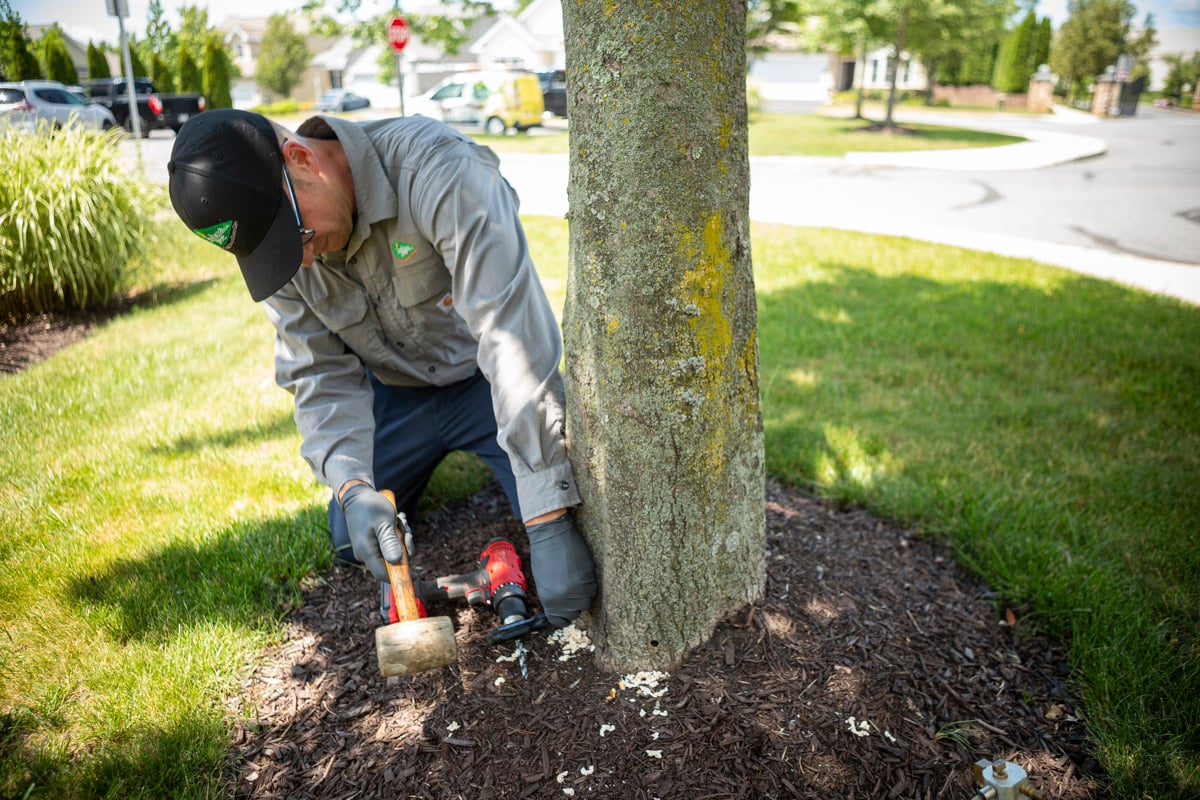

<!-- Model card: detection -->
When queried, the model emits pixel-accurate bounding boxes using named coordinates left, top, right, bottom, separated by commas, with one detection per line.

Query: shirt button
left=428, top=365, right=436, bottom=373
left=559, top=481, right=570, bottom=490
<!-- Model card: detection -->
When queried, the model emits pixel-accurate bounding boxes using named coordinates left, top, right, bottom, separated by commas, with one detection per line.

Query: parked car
left=536, top=69, right=567, bottom=117
left=83, top=77, right=205, bottom=135
left=0, top=80, right=118, bottom=133
left=411, top=71, right=543, bottom=135
left=316, top=89, right=370, bottom=112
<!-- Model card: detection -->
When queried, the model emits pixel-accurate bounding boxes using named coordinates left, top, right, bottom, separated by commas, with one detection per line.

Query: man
left=167, top=108, right=595, bottom=627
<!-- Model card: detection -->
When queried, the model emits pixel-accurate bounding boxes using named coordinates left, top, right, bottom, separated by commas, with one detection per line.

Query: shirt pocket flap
left=393, top=261, right=450, bottom=307
left=309, top=291, right=369, bottom=332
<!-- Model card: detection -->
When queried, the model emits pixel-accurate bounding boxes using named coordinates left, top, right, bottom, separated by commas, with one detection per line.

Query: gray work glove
left=339, top=484, right=403, bottom=582
left=527, top=515, right=597, bottom=627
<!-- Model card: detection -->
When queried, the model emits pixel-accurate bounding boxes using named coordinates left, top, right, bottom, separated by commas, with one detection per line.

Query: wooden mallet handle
left=380, top=490, right=423, bottom=622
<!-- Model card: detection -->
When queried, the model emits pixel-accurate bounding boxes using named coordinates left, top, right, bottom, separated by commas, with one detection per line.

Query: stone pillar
left=1028, top=65, right=1055, bottom=112
left=1092, top=66, right=1120, bottom=117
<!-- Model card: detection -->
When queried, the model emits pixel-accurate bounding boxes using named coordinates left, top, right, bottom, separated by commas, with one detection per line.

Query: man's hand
left=338, top=483, right=403, bottom=582
left=527, top=514, right=597, bottom=627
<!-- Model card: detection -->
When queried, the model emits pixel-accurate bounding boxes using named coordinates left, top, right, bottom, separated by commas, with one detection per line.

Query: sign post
left=388, top=15, right=410, bottom=115
left=106, top=0, right=142, bottom=145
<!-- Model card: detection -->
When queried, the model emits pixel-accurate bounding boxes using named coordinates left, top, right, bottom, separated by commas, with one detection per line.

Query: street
left=124, top=105, right=1200, bottom=301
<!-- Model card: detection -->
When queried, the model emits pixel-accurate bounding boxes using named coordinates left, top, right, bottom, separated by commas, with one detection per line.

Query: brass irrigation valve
left=971, top=759, right=1046, bottom=800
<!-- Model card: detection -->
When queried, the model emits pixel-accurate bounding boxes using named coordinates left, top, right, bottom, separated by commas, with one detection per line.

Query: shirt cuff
left=324, top=453, right=374, bottom=498
left=515, top=461, right=581, bottom=522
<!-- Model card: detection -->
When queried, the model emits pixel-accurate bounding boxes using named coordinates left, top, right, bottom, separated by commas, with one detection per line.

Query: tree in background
left=864, top=0, right=1012, bottom=129
left=150, top=52, right=172, bottom=91
left=561, top=0, right=765, bottom=671
left=202, top=34, right=233, bottom=108
left=1162, top=51, right=1199, bottom=105
left=86, top=41, right=111, bottom=79
left=1031, top=15, right=1052, bottom=72
left=257, top=14, right=310, bottom=100
left=125, top=36, right=148, bottom=78
left=914, top=0, right=1012, bottom=104
left=1050, top=0, right=1154, bottom=100
left=811, top=0, right=889, bottom=118
left=177, top=47, right=201, bottom=93
left=0, top=0, right=41, bottom=81
left=37, top=26, right=77, bottom=85
left=747, top=0, right=806, bottom=63
left=993, top=10, right=1036, bottom=92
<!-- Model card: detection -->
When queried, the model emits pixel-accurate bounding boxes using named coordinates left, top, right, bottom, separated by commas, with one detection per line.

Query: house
left=217, top=16, right=336, bottom=108
left=217, top=0, right=567, bottom=111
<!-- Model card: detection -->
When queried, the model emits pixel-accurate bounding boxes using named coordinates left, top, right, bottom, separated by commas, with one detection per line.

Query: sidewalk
left=834, top=103, right=1109, bottom=171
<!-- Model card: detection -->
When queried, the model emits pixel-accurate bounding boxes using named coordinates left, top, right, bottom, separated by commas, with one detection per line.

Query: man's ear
left=281, top=139, right=316, bottom=173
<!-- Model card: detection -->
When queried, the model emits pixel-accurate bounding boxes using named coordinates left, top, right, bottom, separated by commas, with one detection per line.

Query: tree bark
left=561, top=0, right=766, bottom=673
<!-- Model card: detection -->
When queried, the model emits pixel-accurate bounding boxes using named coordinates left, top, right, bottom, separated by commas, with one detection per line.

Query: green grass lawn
left=271, top=110, right=1024, bottom=157
left=1, top=217, right=1196, bottom=799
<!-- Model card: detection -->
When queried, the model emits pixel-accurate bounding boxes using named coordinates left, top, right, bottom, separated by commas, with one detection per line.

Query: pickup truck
left=82, top=77, right=206, bottom=136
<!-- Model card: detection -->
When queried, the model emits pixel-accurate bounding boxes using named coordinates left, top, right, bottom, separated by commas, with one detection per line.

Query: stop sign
left=387, top=16, right=410, bottom=53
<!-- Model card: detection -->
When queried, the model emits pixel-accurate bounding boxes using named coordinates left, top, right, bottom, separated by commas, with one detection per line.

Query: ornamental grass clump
left=0, top=124, right=161, bottom=316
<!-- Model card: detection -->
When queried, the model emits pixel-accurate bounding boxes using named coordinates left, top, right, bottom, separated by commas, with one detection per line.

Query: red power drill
left=387, top=537, right=549, bottom=642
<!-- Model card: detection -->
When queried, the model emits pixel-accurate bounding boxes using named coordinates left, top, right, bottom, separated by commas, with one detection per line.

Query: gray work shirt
left=263, top=114, right=579, bottom=521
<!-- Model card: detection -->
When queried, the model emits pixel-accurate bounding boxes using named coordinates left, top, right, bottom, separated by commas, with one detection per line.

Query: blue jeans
left=328, top=369, right=522, bottom=569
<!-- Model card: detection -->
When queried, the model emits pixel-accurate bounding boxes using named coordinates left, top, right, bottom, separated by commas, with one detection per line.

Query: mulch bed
left=225, top=484, right=1105, bottom=800
left=0, top=311, right=102, bottom=374
left=4, top=313, right=1105, bottom=798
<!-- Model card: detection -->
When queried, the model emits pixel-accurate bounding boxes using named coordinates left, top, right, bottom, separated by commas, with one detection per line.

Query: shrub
left=0, top=125, right=161, bottom=317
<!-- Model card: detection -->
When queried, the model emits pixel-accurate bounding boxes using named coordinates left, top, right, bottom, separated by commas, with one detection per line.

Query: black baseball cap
left=168, top=109, right=301, bottom=302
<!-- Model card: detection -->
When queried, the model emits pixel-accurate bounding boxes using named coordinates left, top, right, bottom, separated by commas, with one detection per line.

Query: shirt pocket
left=310, top=291, right=370, bottom=331
left=392, top=259, right=450, bottom=307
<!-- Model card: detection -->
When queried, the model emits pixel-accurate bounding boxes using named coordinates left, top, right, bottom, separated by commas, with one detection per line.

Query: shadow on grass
left=147, top=410, right=296, bottom=456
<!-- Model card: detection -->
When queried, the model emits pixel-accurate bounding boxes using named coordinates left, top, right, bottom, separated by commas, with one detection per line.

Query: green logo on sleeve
left=194, top=220, right=235, bottom=249
left=392, top=241, right=416, bottom=260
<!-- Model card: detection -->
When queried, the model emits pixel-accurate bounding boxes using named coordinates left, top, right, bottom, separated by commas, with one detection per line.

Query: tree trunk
left=561, top=0, right=766, bottom=673
left=885, top=9, right=908, bottom=129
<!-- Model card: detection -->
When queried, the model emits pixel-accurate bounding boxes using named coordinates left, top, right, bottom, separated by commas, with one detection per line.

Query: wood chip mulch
left=225, top=483, right=1105, bottom=799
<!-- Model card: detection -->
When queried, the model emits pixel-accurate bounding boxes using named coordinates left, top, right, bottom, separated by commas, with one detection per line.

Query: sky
left=14, top=0, right=1200, bottom=51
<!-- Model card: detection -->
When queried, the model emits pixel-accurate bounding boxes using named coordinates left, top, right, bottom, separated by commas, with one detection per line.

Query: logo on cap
left=194, top=220, right=237, bottom=249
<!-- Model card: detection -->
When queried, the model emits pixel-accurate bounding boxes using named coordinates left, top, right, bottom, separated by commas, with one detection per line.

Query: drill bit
left=516, top=639, right=528, bottom=680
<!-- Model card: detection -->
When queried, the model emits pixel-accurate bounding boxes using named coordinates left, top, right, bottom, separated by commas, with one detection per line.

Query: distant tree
left=811, top=0, right=889, bottom=118
left=1050, top=0, right=1151, bottom=100
left=176, top=46, right=201, bottom=92
left=173, top=5, right=213, bottom=85
left=201, top=34, right=233, bottom=108
left=747, top=0, right=806, bottom=62
left=257, top=14, right=310, bottom=99
left=150, top=52, right=172, bottom=90
left=39, top=26, right=77, bottom=85
left=123, top=35, right=147, bottom=77
left=915, top=0, right=1012, bottom=104
left=0, top=0, right=41, bottom=81
left=865, top=0, right=1012, bottom=127
left=145, top=0, right=174, bottom=58
left=993, top=10, right=1036, bottom=92
left=1030, top=15, right=1052, bottom=72
left=87, top=41, right=111, bottom=79
left=1162, top=51, right=1199, bottom=104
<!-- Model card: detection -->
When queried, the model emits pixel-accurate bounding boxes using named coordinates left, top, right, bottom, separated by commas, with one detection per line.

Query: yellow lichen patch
left=606, top=314, right=620, bottom=334
left=682, top=215, right=733, bottom=379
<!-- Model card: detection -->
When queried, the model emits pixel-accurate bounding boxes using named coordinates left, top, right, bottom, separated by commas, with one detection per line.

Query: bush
left=0, top=125, right=162, bottom=317
left=250, top=98, right=303, bottom=115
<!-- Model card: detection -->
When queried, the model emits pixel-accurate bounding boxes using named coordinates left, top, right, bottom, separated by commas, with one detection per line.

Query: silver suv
left=0, top=80, right=117, bottom=133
